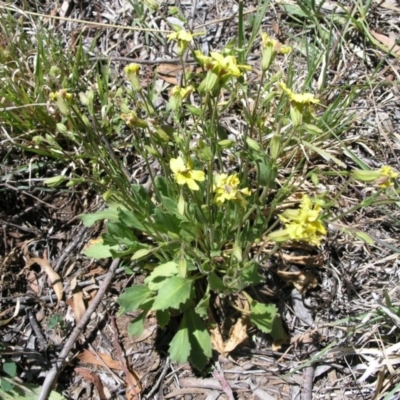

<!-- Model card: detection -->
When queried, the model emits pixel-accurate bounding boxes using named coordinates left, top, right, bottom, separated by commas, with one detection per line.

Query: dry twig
left=38, top=258, right=120, bottom=400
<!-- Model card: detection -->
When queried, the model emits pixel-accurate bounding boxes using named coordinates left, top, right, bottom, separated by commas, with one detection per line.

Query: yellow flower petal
left=186, top=178, right=200, bottom=191
left=190, top=170, right=205, bottom=182
left=170, top=157, right=186, bottom=174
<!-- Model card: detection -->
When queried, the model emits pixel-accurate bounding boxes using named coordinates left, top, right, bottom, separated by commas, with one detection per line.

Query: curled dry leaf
left=0, top=297, right=20, bottom=326
left=277, top=270, right=318, bottom=294
left=29, top=257, right=63, bottom=303
left=223, top=317, right=249, bottom=354
left=70, top=277, right=86, bottom=323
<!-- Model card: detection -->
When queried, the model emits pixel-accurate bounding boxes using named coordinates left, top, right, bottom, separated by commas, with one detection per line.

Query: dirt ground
left=1, top=0, right=400, bottom=399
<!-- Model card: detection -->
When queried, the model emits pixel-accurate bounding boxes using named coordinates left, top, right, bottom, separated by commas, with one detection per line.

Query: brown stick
left=38, top=258, right=120, bottom=400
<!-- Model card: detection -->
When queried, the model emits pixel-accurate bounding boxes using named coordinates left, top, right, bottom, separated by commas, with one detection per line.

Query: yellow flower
left=195, top=51, right=251, bottom=79
left=171, top=85, right=194, bottom=99
left=354, top=166, right=398, bottom=189
left=120, top=111, right=148, bottom=128
left=167, top=30, right=193, bottom=55
left=277, top=195, right=326, bottom=245
left=124, top=63, right=140, bottom=75
left=377, top=165, right=399, bottom=188
left=278, top=82, right=319, bottom=105
left=170, top=157, right=205, bottom=190
left=124, top=63, right=141, bottom=90
left=213, top=173, right=251, bottom=206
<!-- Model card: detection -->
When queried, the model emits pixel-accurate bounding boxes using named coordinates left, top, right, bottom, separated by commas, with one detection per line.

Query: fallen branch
left=38, top=258, right=120, bottom=400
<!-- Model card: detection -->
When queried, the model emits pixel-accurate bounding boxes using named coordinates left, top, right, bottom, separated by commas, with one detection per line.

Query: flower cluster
left=120, top=111, right=148, bottom=128
left=167, top=30, right=194, bottom=55
left=261, top=33, right=292, bottom=70
left=354, top=165, right=399, bottom=189
left=213, top=173, right=251, bottom=206
left=377, top=166, right=399, bottom=188
left=170, top=156, right=205, bottom=191
left=169, top=85, right=195, bottom=111
left=269, top=195, right=326, bottom=246
left=278, top=82, right=319, bottom=125
left=195, top=51, right=251, bottom=92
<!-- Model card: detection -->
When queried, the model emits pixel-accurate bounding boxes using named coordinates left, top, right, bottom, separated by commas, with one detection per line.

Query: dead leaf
left=370, top=31, right=400, bottom=55
left=78, top=349, right=124, bottom=370
left=29, top=257, right=63, bottom=303
left=25, top=269, right=40, bottom=294
left=156, top=63, right=202, bottom=85
left=70, top=277, right=86, bottom=323
left=277, top=270, right=318, bottom=293
left=223, top=318, right=249, bottom=353
left=75, top=368, right=106, bottom=400
left=86, top=266, right=107, bottom=277
left=0, top=298, right=20, bottom=326
left=125, top=370, right=141, bottom=400
left=374, top=0, right=400, bottom=12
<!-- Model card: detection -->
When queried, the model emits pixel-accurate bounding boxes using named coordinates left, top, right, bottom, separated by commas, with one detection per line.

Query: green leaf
left=249, top=300, right=279, bottom=334
left=186, top=104, right=202, bottom=116
left=208, top=271, right=226, bottom=292
left=3, top=362, right=16, bottom=378
left=46, top=313, right=63, bottom=330
left=144, top=261, right=179, bottom=291
left=279, top=3, right=309, bottom=18
left=255, top=158, right=276, bottom=187
left=152, top=277, right=193, bottom=310
left=156, top=309, right=170, bottom=328
left=153, top=207, right=181, bottom=235
left=43, top=175, right=68, bottom=187
left=169, top=315, right=191, bottom=364
left=118, top=208, right=146, bottom=231
left=186, top=309, right=212, bottom=370
left=179, top=222, right=197, bottom=241
left=161, top=196, right=187, bottom=221
left=127, top=299, right=154, bottom=337
left=118, top=285, right=152, bottom=313
left=271, top=312, right=288, bottom=342
left=83, top=240, right=120, bottom=259
left=0, top=379, right=65, bottom=399
left=155, top=176, right=173, bottom=198
left=195, top=291, right=210, bottom=319
left=301, top=141, right=346, bottom=168
left=241, top=263, right=264, bottom=285
left=131, top=184, right=154, bottom=214
left=354, top=230, right=374, bottom=245
left=246, top=137, right=261, bottom=152
left=1, top=378, right=14, bottom=392
left=106, top=222, right=137, bottom=245
left=80, top=209, right=119, bottom=227
left=131, top=248, right=153, bottom=261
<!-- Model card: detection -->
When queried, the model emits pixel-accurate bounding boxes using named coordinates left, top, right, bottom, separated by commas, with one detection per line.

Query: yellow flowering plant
left=46, top=23, right=376, bottom=372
